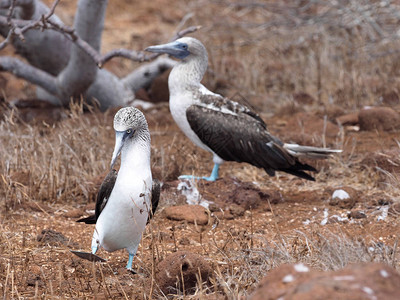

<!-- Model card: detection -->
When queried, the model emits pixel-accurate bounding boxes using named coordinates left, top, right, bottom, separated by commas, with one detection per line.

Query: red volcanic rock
left=164, top=205, right=209, bottom=225
left=358, top=107, right=400, bottom=132
left=250, top=263, right=400, bottom=300
left=379, top=91, right=399, bottom=106
left=37, top=229, right=77, bottom=247
left=201, top=178, right=280, bottom=210
left=155, top=251, right=212, bottom=295
left=348, top=210, right=367, bottom=219
left=327, top=186, right=358, bottom=209
left=336, top=112, right=359, bottom=126
left=293, top=92, right=316, bottom=105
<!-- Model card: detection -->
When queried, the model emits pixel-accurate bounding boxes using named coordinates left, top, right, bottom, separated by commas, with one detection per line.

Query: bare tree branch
left=0, top=0, right=201, bottom=108
left=0, top=56, right=59, bottom=96
left=97, top=26, right=201, bottom=67
left=0, top=0, right=60, bottom=46
left=6, top=0, right=16, bottom=24
left=0, top=6, right=200, bottom=68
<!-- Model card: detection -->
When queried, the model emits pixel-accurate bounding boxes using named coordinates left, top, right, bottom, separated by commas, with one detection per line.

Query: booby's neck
left=169, top=53, right=208, bottom=96
left=119, top=131, right=151, bottom=177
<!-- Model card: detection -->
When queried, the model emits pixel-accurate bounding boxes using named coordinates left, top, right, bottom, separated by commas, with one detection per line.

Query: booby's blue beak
left=110, top=129, right=135, bottom=168
left=145, top=41, right=190, bottom=59
left=111, top=131, right=124, bottom=169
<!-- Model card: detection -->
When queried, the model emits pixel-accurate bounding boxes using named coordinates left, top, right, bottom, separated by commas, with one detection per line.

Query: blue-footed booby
left=146, top=37, right=341, bottom=181
left=73, top=107, right=160, bottom=271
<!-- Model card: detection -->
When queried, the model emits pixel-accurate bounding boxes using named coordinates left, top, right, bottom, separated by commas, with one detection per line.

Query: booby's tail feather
left=76, top=215, right=96, bottom=224
left=283, top=143, right=342, bottom=159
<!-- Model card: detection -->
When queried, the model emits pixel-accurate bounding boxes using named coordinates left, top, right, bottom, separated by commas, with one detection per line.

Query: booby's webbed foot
left=179, top=164, right=220, bottom=182
left=178, top=175, right=218, bottom=182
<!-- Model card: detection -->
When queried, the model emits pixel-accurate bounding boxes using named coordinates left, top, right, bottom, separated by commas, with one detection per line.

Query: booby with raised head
left=73, top=107, right=160, bottom=271
left=146, top=37, right=341, bottom=181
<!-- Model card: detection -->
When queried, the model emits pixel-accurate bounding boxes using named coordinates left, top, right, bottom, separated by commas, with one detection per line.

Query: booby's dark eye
left=181, top=44, right=188, bottom=50
left=126, top=129, right=132, bottom=134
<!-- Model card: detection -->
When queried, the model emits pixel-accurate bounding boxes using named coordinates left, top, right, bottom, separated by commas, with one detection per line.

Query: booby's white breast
left=94, top=143, right=152, bottom=254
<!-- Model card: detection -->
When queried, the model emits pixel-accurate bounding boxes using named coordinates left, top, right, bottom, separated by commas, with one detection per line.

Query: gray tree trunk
left=0, top=0, right=175, bottom=109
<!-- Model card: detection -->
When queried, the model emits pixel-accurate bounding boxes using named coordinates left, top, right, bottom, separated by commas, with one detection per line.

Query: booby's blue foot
left=126, top=253, right=134, bottom=270
left=179, top=164, right=220, bottom=182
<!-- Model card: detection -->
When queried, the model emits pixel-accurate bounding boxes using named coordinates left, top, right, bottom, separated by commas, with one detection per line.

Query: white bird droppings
left=321, top=208, right=329, bottom=225
left=380, top=269, right=389, bottom=278
left=294, top=263, right=309, bottom=273
left=377, top=206, right=388, bottom=221
left=177, top=180, right=212, bottom=208
left=282, top=274, right=294, bottom=283
left=333, top=275, right=355, bottom=281
left=332, top=189, right=350, bottom=200
left=361, top=286, right=374, bottom=295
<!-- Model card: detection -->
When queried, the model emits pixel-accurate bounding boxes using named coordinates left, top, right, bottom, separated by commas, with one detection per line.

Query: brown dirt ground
left=1, top=0, right=400, bottom=299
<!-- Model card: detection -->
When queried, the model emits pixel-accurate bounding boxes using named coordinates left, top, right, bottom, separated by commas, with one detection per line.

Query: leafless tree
left=0, top=0, right=198, bottom=109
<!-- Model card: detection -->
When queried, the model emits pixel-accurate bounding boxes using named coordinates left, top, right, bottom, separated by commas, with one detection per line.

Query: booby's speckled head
left=111, top=107, right=149, bottom=168
left=145, top=37, right=207, bottom=61
left=113, top=106, right=148, bottom=132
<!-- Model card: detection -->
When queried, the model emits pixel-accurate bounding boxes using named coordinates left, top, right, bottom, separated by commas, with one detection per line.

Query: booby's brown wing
left=186, top=97, right=316, bottom=180
left=76, top=169, right=117, bottom=224
left=147, top=179, right=160, bottom=224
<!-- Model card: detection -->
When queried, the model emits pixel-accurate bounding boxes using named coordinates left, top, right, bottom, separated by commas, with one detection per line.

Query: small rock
left=293, top=92, right=316, bottom=105
left=328, top=187, right=357, bottom=209
left=379, top=91, right=399, bottom=106
left=164, top=205, right=209, bottom=225
left=155, top=251, right=212, bottom=295
left=208, top=203, right=220, bottom=212
left=179, top=237, right=190, bottom=245
left=213, top=210, right=234, bottom=220
left=63, top=208, right=85, bottom=219
left=229, top=204, right=245, bottom=217
left=348, top=210, right=367, bottom=219
left=358, top=107, right=400, bottom=131
left=249, top=263, right=400, bottom=300
left=336, top=113, right=359, bottom=126
left=26, top=274, right=43, bottom=287
left=37, top=229, right=76, bottom=247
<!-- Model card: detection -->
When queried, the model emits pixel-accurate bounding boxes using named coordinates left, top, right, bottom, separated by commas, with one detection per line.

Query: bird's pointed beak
left=145, top=42, right=176, bottom=54
left=145, top=41, right=189, bottom=59
left=110, top=131, right=124, bottom=169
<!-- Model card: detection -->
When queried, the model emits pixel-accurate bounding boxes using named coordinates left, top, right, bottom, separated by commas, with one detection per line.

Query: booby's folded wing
left=196, top=89, right=267, bottom=129
left=147, top=179, right=161, bottom=224
left=186, top=103, right=316, bottom=180
left=76, top=169, right=117, bottom=224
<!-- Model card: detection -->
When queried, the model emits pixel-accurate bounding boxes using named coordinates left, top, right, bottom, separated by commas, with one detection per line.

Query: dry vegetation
left=1, top=0, right=400, bottom=299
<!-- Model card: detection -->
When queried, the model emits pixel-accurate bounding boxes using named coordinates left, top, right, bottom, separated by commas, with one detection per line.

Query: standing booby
left=146, top=37, right=341, bottom=181
left=73, top=107, right=160, bottom=271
